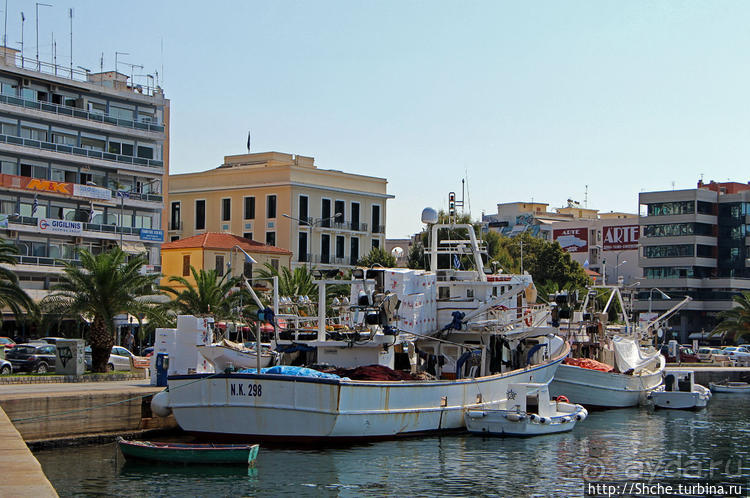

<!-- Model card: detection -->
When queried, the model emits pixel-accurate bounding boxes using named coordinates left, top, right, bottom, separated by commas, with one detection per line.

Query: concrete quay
left=0, top=406, right=58, bottom=497
left=0, top=380, right=176, bottom=444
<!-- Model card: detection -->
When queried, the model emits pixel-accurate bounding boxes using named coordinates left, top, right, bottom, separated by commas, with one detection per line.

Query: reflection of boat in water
left=153, top=208, right=569, bottom=442
left=709, top=380, right=750, bottom=393
left=465, top=382, right=587, bottom=436
left=650, top=370, right=710, bottom=409
left=197, top=339, right=275, bottom=371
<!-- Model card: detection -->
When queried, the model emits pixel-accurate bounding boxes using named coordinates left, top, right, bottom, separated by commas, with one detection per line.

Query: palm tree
left=42, top=247, right=157, bottom=372
left=161, top=266, right=251, bottom=321
left=713, top=291, right=750, bottom=343
left=0, top=237, right=37, bottom=324
left=255, top=263, right=318, bottom=298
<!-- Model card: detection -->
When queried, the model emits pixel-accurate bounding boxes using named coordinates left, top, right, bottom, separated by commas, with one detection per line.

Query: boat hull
left=709, top=382, right=750, bottom=393
left=117, top=439, right=259, bottom=465
left=164, top=344, right=569, bottom=442
left=197, top=344, right=273, bottom=371
left=464, top=410, right=578, bottom=436
left=651, top=386, right=711, bottom=409
left=549, top=361, right=664, bottom=408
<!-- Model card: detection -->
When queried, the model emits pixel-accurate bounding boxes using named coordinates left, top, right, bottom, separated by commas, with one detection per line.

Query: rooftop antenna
left=3, top=0, right=7, bottom=47
left=461, top=178, right=465, bottom=214
left=51, top=32, right=55, bottom=74
left=19, top=12, right=24, bottom=66
left=584, top=184, right=588, bottom=208
left=246, top=131, right=251, bottom=153
left=35, top=2, right=52, bottom=71
left=68, top=8, right=72, bottom=77
left=465, top=169, right=471, bottom=216
left=160, top=37, right=164, bottom=86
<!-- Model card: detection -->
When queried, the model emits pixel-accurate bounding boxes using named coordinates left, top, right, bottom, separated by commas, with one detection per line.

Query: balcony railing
left=297, top=252, right=312, bottom=263
left=372, top=224, right=386, bottom=234
left=0, top=94, right=165, bottom=133
left=169, top=220, right=183, bottom=231
left=322, top=219, right=369, bottom=232
left=14, top=255, right=82, bottom=267
left=7, top=215, right=157, bottom=237
left=0, top=133, right=164, bottom=169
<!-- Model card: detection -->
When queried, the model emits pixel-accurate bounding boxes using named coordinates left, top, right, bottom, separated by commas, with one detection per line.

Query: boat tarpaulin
left=240, top=365, right=346, bottom=380
left=612, top=336, right=660, bottom=373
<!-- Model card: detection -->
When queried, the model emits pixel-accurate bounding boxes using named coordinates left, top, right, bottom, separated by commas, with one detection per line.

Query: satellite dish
left=421, top=207, right=438, bottom=224
left=391, top=247, right=404, bottom=258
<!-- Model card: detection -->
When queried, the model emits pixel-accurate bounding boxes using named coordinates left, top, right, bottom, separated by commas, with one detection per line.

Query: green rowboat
left=117, top=438, right=259, bottom=466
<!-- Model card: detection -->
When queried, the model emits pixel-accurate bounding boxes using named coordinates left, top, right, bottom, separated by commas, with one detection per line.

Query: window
left=20, top=126, right=47, bottom=142
left=137, top=145, right=154, bottom=159
left=321, top=234, right=330, bottom=264
left=334, top=200, right=345, bottom=224
left=182, top=255, right=191, bottom=276
left=321, top=198, right=332, bottom=227
left=350, top=237, right=359, bottom=265
left=643, top=245, right=694, bottom=258
left=372, top=239, right=380, bottom=250
left=646, top=201, right=695, bottom=216
left=336, top=235, right=345, bottom=259
left=171, top=202, right=181, bottom=230
left=243, top=232, right=253, bottom=240
left=266, top=231, right=276, bottom=246
left=109, top=140, right=134, bottom=156
left=351, top=202, right=360, bottom=230
left=298, top=232, right=308, bottom=262
left=195, top=200, right=206, bottom=230
left=299, top=195, right=309, bottom=225
left=372, top=205, right=382, bottom=233
left=271, top=259, right=279, bottom=271
left=171, top=236, right=179, bottom=242
left=215, top=255, right=224, bottom=276
left=244, top=260, right=253, bottom=278
left=222, top=198, right=231, bottom=221
left=244, top=196, right=255, bottom=219
left=267, top=195, right=277, bottom=219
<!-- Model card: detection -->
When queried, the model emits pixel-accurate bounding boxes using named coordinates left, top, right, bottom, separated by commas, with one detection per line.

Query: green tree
left=161, top=266, right=251, bottom=320
left=357, top=247, right=396, bottom=268
left=42, top=248, right=156, bottom=372
left=255, top=263, right=318, bottom=298
left=406, top=240, right=426, bottom=269
left=0, top=237, right=37, bottom=324
left=713, top=291, right=750, bottom=342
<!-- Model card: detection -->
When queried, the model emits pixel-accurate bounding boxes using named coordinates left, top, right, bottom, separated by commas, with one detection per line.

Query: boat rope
left=10, top=372, right=226, bottom=424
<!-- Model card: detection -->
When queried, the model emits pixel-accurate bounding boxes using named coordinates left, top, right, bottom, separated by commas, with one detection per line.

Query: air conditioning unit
left=22, top=78, right=30, bottom=86
left=73, top=237, right=83, bottom=245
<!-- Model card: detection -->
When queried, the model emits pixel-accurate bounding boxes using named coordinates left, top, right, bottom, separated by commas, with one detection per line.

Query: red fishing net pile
left=563, top=357, right=614, bottom=372
left=329, top=364, right=418, bottom=381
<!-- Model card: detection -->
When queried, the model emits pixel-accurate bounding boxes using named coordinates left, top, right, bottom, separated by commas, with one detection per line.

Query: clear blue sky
left=13, top=0, right=749, bottom=237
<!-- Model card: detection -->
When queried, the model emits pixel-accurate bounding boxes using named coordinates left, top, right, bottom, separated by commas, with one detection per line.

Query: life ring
left=555, top=395, right=569, bottom=403
left=523, top=309, right=533, bottom=326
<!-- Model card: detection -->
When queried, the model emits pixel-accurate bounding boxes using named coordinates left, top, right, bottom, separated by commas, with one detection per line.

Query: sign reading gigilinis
left=38, top=218, right=83, bottom=235
left=553, top=228, right=588, bottom=253
left=603, top=225, right=640, bottom=251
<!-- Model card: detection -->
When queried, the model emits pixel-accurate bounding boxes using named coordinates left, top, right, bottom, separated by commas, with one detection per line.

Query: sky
left=10, top=0, right=750, bottom=238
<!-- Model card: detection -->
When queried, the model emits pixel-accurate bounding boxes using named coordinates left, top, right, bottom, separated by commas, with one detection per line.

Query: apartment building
left=0, top=47, right=169, bottom=318
left=168, top=152, right=392, bottom=269
left=637, top=180, right=750, bottom=340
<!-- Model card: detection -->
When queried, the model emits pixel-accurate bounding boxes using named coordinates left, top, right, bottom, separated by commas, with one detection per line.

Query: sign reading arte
left=603, top=225, right=639, bottom=251
left=552, top=228, right=588, bottom=253
left=38, top=218, right=83, bottom=235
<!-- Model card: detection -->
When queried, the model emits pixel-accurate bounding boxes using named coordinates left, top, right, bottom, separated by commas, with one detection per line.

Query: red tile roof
left=161, top=233, right=292, bottom=255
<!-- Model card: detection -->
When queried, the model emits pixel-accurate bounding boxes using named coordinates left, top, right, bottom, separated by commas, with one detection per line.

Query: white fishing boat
left=151, top=207, right=570, bottom=442
left=709, top=380, right=750, bottom=393
left=197, top=339, right=276, bottom=371
left=650, top=370, right=711, bottom=409
left=549, top=286, right=691, bottom=408
left=464, top=382, right=587, bottom=436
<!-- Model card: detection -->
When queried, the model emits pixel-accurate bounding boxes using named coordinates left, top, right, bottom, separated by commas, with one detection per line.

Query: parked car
left=722, top=346, right=750, bottom=361
left=141, top=347, right=154, bottom=358
left=696, top=347, right=721, bottom=362
left=0, top=337, right=16, bottom=350
left=0, top=358, right=11, bottom=375
left=84, top=346, right=137, bottom=371
left=659, top=345, right=699, bottom=363
left=6, top=343, right=57, bottom=373
left=39, top=337, right=70, bottom=345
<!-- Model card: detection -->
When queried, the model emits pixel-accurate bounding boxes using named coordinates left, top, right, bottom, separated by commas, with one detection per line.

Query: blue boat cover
left=239, top=365, right=345, bottom=380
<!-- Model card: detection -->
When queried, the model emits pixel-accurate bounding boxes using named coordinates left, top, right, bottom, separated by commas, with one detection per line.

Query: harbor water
left=36, top=393, right=750, bottom=497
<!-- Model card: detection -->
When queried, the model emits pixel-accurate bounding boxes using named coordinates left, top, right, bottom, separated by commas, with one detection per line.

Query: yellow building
left=167, top=151, right=393, bottom=268
left=160, top=232, right=292, bottom=293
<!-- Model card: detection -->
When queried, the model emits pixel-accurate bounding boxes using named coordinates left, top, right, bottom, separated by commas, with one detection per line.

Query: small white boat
left=464, top=382, right=587, bottom=436
left=709, top=380, right=750, bottom=393
left=650, top=370, right=711, bottom=409
left=197, top=339, right=275, bottom=371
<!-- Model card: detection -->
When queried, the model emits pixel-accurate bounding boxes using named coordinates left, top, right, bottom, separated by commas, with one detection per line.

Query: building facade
left=636, top=180, right=750, bottom=340
left=160, top=233, right=292, bottom=294
left=168, top=151, right=392, bottom=269
left=0, top=48, right=169, bottom=326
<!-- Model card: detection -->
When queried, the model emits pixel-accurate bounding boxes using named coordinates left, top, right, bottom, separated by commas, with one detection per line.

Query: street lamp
left=648, top=287, right=671, bottom=313
left=614, top=257, right=627, bottom=285
left=283, top=212, right=343, bottom=271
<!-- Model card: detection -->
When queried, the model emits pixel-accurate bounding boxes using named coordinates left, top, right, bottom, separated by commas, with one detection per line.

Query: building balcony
left=0, top=133, right=164, bottom=169
left=0, top=94, right=165, bottom=133
left=7, top=215, right=161, bottom=240
left=319, top=219, right=370, bottom=233
left=169, top=220, right=183, bottom=232
left=372, top=224, right=385, bottom=234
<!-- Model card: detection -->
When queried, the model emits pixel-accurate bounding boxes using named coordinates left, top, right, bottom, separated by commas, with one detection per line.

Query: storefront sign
left=139, top=228, right=164, bottom=242
left=25, top=178, right=73, bottom=195
left=73, top=183, right=112, bottom=200
left=553, top=228, right=588, bottom=253
left=603, top=225, right=640, bottom=251
left=38, top=218, right=83, bottom=235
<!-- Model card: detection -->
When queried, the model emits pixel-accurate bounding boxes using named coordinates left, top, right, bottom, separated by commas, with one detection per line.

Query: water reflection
left=36, top=394, right=750, bottom=497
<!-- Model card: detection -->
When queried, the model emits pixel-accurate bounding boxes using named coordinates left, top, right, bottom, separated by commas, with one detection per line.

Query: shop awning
left=121, top=241, right=147, bottom=254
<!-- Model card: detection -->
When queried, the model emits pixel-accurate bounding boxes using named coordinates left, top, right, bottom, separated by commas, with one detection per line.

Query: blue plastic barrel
left=156, top=352, right=169, bottom=387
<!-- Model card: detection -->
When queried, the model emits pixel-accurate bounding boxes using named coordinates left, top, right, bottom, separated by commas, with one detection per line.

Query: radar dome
left=421, top=207, right=438, bottom=224
left=391, top=247, right=404, bottom=258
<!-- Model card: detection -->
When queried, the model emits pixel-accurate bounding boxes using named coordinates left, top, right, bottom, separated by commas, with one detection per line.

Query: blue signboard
left=139, top=228, right=164, bottom=242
